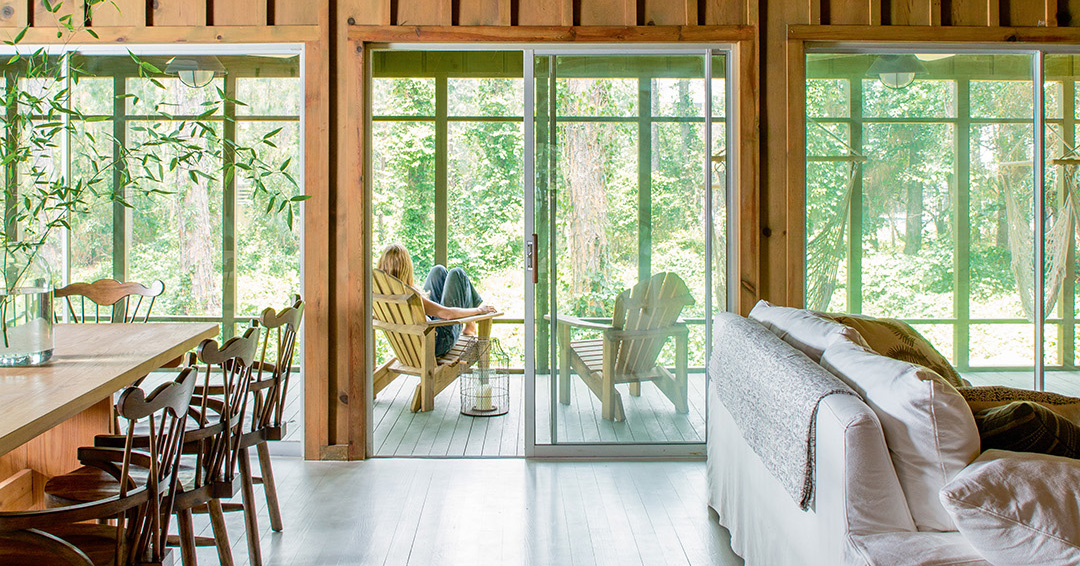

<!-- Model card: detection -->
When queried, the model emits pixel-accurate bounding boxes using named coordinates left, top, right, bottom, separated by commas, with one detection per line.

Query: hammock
left=806, top=119, right=863, bottom=312
left=1002, top=162, right=1080, bottom=321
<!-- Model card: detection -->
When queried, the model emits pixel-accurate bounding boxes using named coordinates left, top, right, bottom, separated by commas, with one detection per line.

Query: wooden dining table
left=0, top=322, right=218, bottom=510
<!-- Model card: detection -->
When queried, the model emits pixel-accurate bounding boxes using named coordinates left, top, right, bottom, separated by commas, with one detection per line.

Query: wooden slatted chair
left=44, top=327, right=262, bottom=566
left=555, top=272, right=695, bottom=422
left=372, top=268, right=501, bottom=412
left=204, top=295, right=303, bottom=560
left=0, top=366, right=198, bottom=566
left=56, top=279, right=165, bottom=324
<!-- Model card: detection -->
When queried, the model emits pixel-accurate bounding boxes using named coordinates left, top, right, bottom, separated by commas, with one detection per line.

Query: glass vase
left=0, top=242, right=53, bottom=366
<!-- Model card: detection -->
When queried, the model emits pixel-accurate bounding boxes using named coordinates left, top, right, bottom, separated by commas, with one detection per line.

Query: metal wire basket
left=459, top=336, right=510, bottom=417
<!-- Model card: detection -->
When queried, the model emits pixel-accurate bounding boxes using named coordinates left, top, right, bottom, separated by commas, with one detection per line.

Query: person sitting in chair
left=377, top=243, right=496, bottom=356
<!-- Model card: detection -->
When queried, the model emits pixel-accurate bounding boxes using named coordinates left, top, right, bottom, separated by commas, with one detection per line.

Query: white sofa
left=706, top=315, right=990, bottom=566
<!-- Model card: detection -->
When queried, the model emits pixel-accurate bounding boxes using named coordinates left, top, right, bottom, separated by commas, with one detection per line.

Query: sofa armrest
left=816, top=393, right=917, bottom=558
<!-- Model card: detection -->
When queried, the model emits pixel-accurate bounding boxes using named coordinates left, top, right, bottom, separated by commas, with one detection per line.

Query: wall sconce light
left=867, top=54, right=927, bottom=89
left=164, top=56, right=225, bottom=89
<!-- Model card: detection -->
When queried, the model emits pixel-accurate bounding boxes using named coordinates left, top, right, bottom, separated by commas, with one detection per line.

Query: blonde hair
left=377, top=244, right=415, bottom=287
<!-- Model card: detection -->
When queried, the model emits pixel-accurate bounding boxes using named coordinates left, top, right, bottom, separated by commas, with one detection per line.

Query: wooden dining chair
left=208, top=296, right=303, bottom=542
left=0, top=366, right=198, bottom=566
left=44, top=326, right=261, bottom=566
left=55, top=279, right=166, bottom=324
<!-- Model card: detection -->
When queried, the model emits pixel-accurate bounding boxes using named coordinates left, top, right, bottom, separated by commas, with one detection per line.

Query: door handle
left=527, top=233, right=538, bottom=284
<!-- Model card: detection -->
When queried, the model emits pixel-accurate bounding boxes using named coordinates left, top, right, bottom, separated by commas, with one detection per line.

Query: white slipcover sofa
left=706, top=312, right=990, bottom=566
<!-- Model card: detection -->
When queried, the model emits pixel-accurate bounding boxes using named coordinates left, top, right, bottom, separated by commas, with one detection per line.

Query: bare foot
left=464, top=321, right=478, bottom=336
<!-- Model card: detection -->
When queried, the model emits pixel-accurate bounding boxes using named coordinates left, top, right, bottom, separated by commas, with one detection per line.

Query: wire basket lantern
left=459, top=336, right=510, bottom=417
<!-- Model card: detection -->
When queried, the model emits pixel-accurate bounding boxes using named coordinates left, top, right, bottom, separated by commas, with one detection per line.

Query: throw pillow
left=820, top=313, right=969, bottom=389
left=748, top=300, right=866, bottom=363
left=820, top=338, right=980, bottom=532
left=974, top=401, right=1080, bottom=459
left=959, top=385, right=1080, bottom=425
left=940, top=450, right=1080, bottom=566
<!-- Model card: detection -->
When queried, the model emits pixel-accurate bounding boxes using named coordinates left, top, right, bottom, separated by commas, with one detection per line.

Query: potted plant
left=0, top=0, right=305, bottom=365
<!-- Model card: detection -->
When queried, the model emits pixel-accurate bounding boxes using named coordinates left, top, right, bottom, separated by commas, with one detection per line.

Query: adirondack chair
left=372, top=268, right=502, bottom=412
left=555, top=272, right=695, bottom=422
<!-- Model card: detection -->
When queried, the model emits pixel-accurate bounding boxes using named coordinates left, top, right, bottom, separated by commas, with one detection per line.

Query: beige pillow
left=940, top=450, right=1080, bottom=566
left=821, top=338, right=980, bottom=532
left=958, top=385, right=1080, bottom=425
left=748, top=300, right=866, bottom=363
left=821, top=313, right=969, bottom=389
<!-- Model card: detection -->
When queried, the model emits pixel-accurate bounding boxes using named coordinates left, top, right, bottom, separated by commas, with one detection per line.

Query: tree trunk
left=563, top=79, right=608, bottom=299
left=904, top=182, right=923, bottom=255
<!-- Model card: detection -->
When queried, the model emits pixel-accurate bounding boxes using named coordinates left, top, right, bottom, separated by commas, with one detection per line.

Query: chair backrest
left=611, top=272, right=695, bottom=376
left=114, top=366, right=198, bottom=564
left=372, top=268, right=429, bottom=369
left=189, top=326, right=260, bottom=493
left=249, top=295, right=304, bottom=434
left=56, top=279, right=165, bottom=323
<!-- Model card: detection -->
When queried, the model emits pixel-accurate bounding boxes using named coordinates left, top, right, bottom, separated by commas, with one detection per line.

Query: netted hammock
left=1002, top=158, right=1080, bottom=321
left=806, top=119, right=863, bottom=312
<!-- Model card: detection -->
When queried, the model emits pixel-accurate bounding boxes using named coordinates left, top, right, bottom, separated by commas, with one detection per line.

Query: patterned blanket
left=709, top=312, right=859, bottom=510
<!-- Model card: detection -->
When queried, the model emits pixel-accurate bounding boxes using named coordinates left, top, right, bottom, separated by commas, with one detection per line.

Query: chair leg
left=629, top=382, right=641, bottom=397
left=675, top=332, right=689, bottom=414
left=207, top=499, right=235, bottom=566
left=558, top=324, right=571, bottom=405
left=257, top=441, right=284, bottom=532
left=239, top=449, right=264, bottom=566
left=176, top=508, right=198, bottom=566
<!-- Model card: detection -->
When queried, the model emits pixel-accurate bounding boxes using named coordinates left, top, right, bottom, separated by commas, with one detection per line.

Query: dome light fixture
left=867, top=54, right=927, bottom=90
left=164, top=56, right=225, bottom=89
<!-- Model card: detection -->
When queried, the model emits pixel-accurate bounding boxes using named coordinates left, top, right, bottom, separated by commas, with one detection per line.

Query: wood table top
left=0, top=322, right=219, bottom=457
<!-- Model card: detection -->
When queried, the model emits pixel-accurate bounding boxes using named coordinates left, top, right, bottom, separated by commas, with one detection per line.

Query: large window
left=60, top=52, right=303, bottom=339
left=806, top=50, right=1080, bottom=393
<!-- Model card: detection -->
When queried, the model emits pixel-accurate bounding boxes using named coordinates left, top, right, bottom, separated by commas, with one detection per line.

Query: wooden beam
left=212, top=0, right=267, bottom=26
left=518, top=0, right=572, bottom=25
left=0, top=25, right=320, bottom=43
left=642, top=0, right=697, bottom=25
left=1004, top=0, right=1053, bottom=26
left=888, top=0, right=937, bottom=25
left=788, top=23, right=1080, bottom=41
left=151, top=0, right=206, bottom=26
left=395, top=0, right=450, bottom=25
left=33, top=0, right=85, bottom=28
left=348, top=25, right=756, bottom=42
left=89, top=0, right=144, bottom=26
left=302, top=8, right=332, bottom=459
left=345, top=37, right=367, bottom=460
left=0, top=0, right=28, bottom=27
left=580, top=0, right=635, bottom=25
left=274, top=0, right=319, bottom=25
left=785, top=37, right=806, bottom=308
left=458, top=0, right=510, bottom=25
left=736, top=39, right=760, bottom=315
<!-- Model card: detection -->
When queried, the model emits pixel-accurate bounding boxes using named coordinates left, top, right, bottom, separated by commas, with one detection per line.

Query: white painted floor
left=193, top=457, right=744, bottom=566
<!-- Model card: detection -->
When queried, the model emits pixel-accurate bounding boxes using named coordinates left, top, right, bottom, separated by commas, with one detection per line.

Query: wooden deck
left=373, top=371, right=707, bottom=456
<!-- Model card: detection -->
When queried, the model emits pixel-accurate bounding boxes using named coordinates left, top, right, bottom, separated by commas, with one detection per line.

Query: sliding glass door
left=805, top=48, right=1080, bottom=395
left=527, top=50, right=729, bottom=455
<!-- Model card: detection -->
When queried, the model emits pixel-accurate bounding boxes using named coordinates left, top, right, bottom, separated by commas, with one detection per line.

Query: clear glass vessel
left=0, top=243, right=53, bottom=366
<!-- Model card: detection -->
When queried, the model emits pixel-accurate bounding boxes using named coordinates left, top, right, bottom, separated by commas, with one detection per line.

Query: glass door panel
left=532, top=52, right=719, bottom=448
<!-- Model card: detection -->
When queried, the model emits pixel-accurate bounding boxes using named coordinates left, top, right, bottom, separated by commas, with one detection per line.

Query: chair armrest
left=552, top=313, right=612, bottom=331
left=606, top=324, right=688, bottom=340
left=427, top=311, right=503, bottom=328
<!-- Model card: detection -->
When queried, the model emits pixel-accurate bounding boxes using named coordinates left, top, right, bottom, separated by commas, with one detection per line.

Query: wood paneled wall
left=19, top=0, right=1080, bottom=460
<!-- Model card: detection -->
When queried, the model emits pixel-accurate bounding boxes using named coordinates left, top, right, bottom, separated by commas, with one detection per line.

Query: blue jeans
left=423, top=265, right=483, bottom=356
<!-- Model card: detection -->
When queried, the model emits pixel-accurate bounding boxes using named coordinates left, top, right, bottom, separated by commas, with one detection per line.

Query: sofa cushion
left=959, top=385, right=1080, bottom=425
left=749, top=300, right=865, bottom=362
left=821, top=338, right=980, bottom=532
left=821, top=313, right=969, bottom=389
left=975, top=401, right=1080, bottom=458
left=940, top=450, right=1080, bottom=566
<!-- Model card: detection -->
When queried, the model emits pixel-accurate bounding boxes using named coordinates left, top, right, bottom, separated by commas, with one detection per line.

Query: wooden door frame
left=341, top=25, right=759, bottom=458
